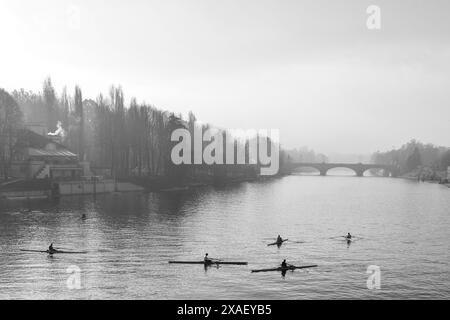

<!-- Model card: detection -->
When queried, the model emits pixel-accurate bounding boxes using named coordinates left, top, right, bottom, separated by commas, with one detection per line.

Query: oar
left=55, top=247, right=87, bottom=253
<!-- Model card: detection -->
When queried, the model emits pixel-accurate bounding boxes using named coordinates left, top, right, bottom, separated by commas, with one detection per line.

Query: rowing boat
left=251, top=264, right=318, bottom=273
left=169, top=261, right=248, bottom=265
left=20, top=249, right=88, bottom=254
left=267, top=239, right=288, bottom=246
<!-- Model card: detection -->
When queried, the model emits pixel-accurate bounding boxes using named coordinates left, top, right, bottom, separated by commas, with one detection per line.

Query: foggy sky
left=1, top=0, right=449, bottom=155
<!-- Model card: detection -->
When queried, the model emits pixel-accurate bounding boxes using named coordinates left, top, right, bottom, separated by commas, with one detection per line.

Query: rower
left=204, top=253, right=212, bottom=264
left=48, top=243, right=55, bottom=253
left=346, top=233, right=352, bottom=239
left=281, top=259, right=287, bottom=268
left=277, top=235, right=283, bottom=243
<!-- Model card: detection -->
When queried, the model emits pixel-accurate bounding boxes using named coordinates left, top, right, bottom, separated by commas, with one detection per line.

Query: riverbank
left=399, top=166, right=449, bottom=188
left=123, top=174, right=260, bottom=192
left=0, top=172, right=264, bottom=200
left=0, top=179, right=144, bottom=201
left=403, top=178, right=450, bottom=188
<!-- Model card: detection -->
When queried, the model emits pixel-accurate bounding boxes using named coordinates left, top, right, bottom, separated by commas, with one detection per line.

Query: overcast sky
left=1, top=0, right=449, bottom=154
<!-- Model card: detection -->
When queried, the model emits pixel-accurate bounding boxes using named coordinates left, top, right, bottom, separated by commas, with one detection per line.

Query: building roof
left=16, top=129, right=77, bottom=155
left=28, top=148, right=77, bottom=158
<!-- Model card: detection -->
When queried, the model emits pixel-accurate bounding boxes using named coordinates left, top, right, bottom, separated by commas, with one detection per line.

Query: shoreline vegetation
left=0, top=172, right=268, bottom=202
left=399, top=169, right=450, bottom=187
left=1, top=79, right=277, bottom=183
left=1, top=78, right=449, bottom=198
left=371, top=139, right=450, bottom=187
left=1, top=78, right=280, bottom=197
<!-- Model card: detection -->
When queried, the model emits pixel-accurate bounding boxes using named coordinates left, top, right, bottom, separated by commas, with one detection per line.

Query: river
left=0, top=173, right=449, bottom=299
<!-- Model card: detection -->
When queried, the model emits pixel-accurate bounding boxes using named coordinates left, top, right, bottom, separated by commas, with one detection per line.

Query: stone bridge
left=285, top=162, right=399, bottom=177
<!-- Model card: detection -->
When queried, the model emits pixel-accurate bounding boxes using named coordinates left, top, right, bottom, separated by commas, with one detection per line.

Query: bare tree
left=0, top=88, right=23, bottom=180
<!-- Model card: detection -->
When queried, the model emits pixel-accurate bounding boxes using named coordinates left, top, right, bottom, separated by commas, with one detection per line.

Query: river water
left=1, top=173, right=449, bottom=299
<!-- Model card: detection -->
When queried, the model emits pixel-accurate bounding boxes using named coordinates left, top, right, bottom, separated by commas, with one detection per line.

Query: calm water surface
left=1, top=174, right=449, bottom=299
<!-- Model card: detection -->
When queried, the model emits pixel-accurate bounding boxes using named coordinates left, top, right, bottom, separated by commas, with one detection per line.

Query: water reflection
left=1, top=176, right=450, bottom=299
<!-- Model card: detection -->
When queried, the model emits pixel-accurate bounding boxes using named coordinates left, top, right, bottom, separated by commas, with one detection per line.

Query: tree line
left=1, top=78, right=281, bottom=183
left=371, top=139, right=450, bottom=176
left=283, top=147, right=329, bottom=163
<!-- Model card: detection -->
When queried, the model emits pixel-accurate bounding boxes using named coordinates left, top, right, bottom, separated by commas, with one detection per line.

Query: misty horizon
left=5, top=76, right=447, bottom=163
left=1, top=0, right=450, bottom=155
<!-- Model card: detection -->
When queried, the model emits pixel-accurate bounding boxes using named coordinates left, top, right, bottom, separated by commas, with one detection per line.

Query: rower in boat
left=277, top=235, right=283, bottom=244
left=281, top=259, right=294, bottom=269
left=48, top=243, right=56, bottom=254
left=346, top=233, right=352, bottom=240
left=204, top=253, right=212, bottom=264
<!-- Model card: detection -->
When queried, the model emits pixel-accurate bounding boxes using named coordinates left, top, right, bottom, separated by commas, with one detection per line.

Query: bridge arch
left=324, top=166, right=360, bottom=176
left=361, top=167, right=393, bottom=177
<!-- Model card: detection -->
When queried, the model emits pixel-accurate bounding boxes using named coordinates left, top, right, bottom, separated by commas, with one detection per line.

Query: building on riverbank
left=9, top=128, right=86, bottom=180
left=1, top=124, right=144, bottom=200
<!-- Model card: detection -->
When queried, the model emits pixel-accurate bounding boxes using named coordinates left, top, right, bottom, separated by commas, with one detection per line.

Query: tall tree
left=43, top=77, right=57, bottom=131
left=0, top=88, right=23, bottom=180
left=12, top=89, right=44, bottom=124
left=60, top=86, right=70, bottom=130
left=405, top=146, right=422, bottom=172
left=74, top=85, right=84, bottom=160
left=440, top=150, right=450, bottom=170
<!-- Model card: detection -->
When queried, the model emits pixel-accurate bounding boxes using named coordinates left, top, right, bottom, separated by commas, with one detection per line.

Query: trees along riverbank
left=372, top=140, right=450, bottom=183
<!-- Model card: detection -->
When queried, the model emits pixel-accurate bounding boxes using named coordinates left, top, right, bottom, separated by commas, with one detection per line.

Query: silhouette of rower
left=48, top=243, right=56, bottom=254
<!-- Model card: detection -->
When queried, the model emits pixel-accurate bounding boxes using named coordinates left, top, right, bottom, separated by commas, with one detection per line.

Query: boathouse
left=10, top=129, right=84, bottom=180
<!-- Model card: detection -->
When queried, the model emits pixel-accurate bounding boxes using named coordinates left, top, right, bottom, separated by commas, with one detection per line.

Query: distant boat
left=251, top=265, right=318, bottom=273
left=169, top=260, right=247, bottom=265
left=20, top=249, right=87, bottom=255
left=267, top=239, right=288, bottom=246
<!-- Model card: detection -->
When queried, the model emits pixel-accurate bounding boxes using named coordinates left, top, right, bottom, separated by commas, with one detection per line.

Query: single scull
left=251, top=264, right=318, bottom=273
left=20, top=249, right=88, bottom=254
left=169, top=261, right=248, bottom=265
left=267, top=239, right=288, bottom=246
